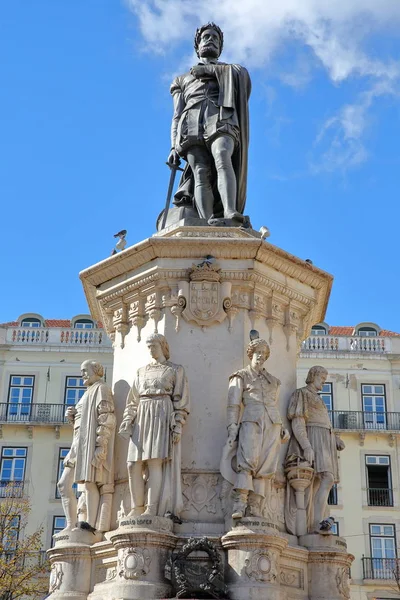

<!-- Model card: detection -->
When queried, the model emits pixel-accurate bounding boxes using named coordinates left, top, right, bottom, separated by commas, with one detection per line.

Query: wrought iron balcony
left=0, top=481, right=25, bottom=498
left=362, top=557, right=400, bottom=580
left=1, top=549, right=48, bottom=567
left=0, top=403, right=67, bottom=425
left=302, top=334, right=390, bottom=353
left=367, top=487, right=393, bottom=507
left=329, top=410, right=400, bottom=431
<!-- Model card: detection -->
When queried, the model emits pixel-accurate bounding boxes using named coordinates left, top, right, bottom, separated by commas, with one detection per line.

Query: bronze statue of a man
left=167, top=23, right=251, bottom=225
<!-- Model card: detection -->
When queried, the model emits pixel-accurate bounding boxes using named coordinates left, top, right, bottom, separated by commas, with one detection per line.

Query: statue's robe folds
left=222, top=366, right=282, bottom=496
left=170, top=62, right=251, bottom=217
left=285, top=386, right=339, bottom=535
left=122, top=361, right=190, bottom=517
left=73, top=381, right=116, bottom=488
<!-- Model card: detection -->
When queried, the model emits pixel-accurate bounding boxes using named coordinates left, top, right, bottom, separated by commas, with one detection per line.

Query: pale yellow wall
left=0, top=334, right=113, bottom=549
left=299, top=349, right=400, bottom=599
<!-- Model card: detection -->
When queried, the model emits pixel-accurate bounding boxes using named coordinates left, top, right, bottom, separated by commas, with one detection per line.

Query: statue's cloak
left=173, top=63, right=251, bottom=217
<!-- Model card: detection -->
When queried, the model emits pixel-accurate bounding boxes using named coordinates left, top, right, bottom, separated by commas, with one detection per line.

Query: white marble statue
left=285, top=365, right=345, bottom=535
left=57, top=360, right=116, bottom=534
left=220, top=335, right=289, bottom=520
left=119, top=333, right=190, bottom=518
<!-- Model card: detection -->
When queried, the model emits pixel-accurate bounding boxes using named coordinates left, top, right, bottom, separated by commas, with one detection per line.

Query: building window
left=319, top=382, right=333, bottom=412
left=52, top=516, right=66, bottom=545
left=3, top=516, right=20, bottom=551
left=370, top=524, right=396, bottom=577
left=20, top=318, right=41, bottom=328
left=328, top=484, right=338, bottom=505
left=358, top=327, right=378, bottom=337
left=74, top=319, right=94, bottom=329
left=0, top=448, right=27, bottom=497
left=366, top=456, right=393, bottom=506
left=331, top=521, right=339, bottom=536
left=362, top=384, right=386, bottom=429
left=311, top=325, right=327, bottom=335
left=7, top=376, right=34, bottom=419
left=64, top=377, right=85, bottom=406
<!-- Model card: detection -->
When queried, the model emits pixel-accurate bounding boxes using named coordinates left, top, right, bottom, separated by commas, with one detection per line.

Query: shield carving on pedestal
left=178, top=261, right=231, bottom=327
left=190, top=281, right=220, bottom=321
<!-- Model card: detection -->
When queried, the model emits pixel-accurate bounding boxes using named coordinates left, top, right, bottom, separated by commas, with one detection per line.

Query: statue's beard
left=199, top=44, right=219, bottom=59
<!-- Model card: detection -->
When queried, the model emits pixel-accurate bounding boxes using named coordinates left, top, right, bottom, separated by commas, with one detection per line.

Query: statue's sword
left=160, top=162, right=184, bottom=230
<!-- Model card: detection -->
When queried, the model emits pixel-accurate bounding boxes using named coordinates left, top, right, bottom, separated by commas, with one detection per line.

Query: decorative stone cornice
left=80, top=228, right=333, bottom=342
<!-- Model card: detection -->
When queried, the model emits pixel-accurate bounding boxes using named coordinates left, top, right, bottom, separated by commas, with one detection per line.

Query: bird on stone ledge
left=319, top=516, right=335, bottom=532
left=111, top=229, right=127, bottom=255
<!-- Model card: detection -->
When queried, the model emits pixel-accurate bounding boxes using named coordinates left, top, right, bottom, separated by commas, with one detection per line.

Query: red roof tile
left=0, top=318, right=103, bottom=328
left=328, top=326, right=400, bottom=337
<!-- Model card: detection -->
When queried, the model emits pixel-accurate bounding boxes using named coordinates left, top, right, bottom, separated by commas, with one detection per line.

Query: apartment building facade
left=1, top=314, right=400, bottom=599
left=0, top=313, right=113, bottom=551
left=300, top=322, right=400, bottom=600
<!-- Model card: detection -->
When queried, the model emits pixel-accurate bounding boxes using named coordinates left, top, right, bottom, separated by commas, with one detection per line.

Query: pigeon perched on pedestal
left=319, top=516, right=335, bottom=532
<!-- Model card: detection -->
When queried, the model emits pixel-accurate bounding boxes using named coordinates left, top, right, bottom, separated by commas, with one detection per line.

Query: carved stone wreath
left=335, top=566, right=350, bottom=599
left=49, top=562, right=63, bottom=593
left=118, top=547, right=151, bottom=580
left=245, top=549, right=278, bottom=583
left=168, top=536, right=227, bottom=599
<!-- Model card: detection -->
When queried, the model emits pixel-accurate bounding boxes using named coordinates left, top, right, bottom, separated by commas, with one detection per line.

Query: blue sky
left=1, top=1, right=399, bottom=330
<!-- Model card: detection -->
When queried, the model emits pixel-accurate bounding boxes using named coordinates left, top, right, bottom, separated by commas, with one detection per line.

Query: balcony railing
left=1, top=550, right=48, bottom=567
left=367, top=488, right=393, bottom=507
left=0, top=481, right=25, bottom=498
left=362, top=557, right=400, bottom=580
left=329, top=410, right=400, bottom=431
left=0, top=403, right=67, bottom=425
left=302, top=335, right=390, bottom=353
left=6, top=327, right=111, bottom=347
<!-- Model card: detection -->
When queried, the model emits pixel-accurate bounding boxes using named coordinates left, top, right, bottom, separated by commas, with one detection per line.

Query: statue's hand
left=190, top=65, right=210, bottom=79
left=336, top=436, right=345, bottom=451
left=118, top=420, right=132, bottom=440
left=172, top=430, right=181, bottom=444
left=227, top=423, right=239, bottom=447
left=65, top=406, right=76, bottom=422
left=92, top=446, right=106, bottom=469
left=63, top=451, right=72, bottom=466
left=280, top=428, right=290, bottom=444
left=167, top=149, right=181, bottom=167
left=303, top=446, right=314, bottom=465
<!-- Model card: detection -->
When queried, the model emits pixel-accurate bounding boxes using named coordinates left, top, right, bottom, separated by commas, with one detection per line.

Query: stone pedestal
left=221, top=520, right=289, bottom=600
left=99, top=516, right=177, bottom=599
left=57, top=225, right=337, bottom=599
left=47, top=542, right=92, bottom=600
left=300, top=534, right=354, bottom=600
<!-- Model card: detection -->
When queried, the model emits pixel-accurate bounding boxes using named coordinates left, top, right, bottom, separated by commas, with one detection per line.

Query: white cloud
left=311, top=81, right=398, bottom=172
left=128, top=0, right=400, bottom=171
left=128, top=0, right=400, bottom=77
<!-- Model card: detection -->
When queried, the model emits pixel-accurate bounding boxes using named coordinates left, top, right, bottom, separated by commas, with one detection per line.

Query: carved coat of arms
left=178, top=261, right=231, bottom=327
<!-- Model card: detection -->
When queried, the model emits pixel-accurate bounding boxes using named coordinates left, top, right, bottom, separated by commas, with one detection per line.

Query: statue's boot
left=232, top=489, right=248, bottom=519
left=142, top=504, right=158, bottom=516
left=128, top=506, right=144, bottom=517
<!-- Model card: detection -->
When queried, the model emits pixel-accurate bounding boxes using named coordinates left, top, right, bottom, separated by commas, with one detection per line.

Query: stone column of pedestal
left=300, top=535, right=354, bottom=600
left=47, top=542, right=92, bottom=600
left=103, top=516, right=177, bottom=599
left=221, top=521, right=289, bottom=600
